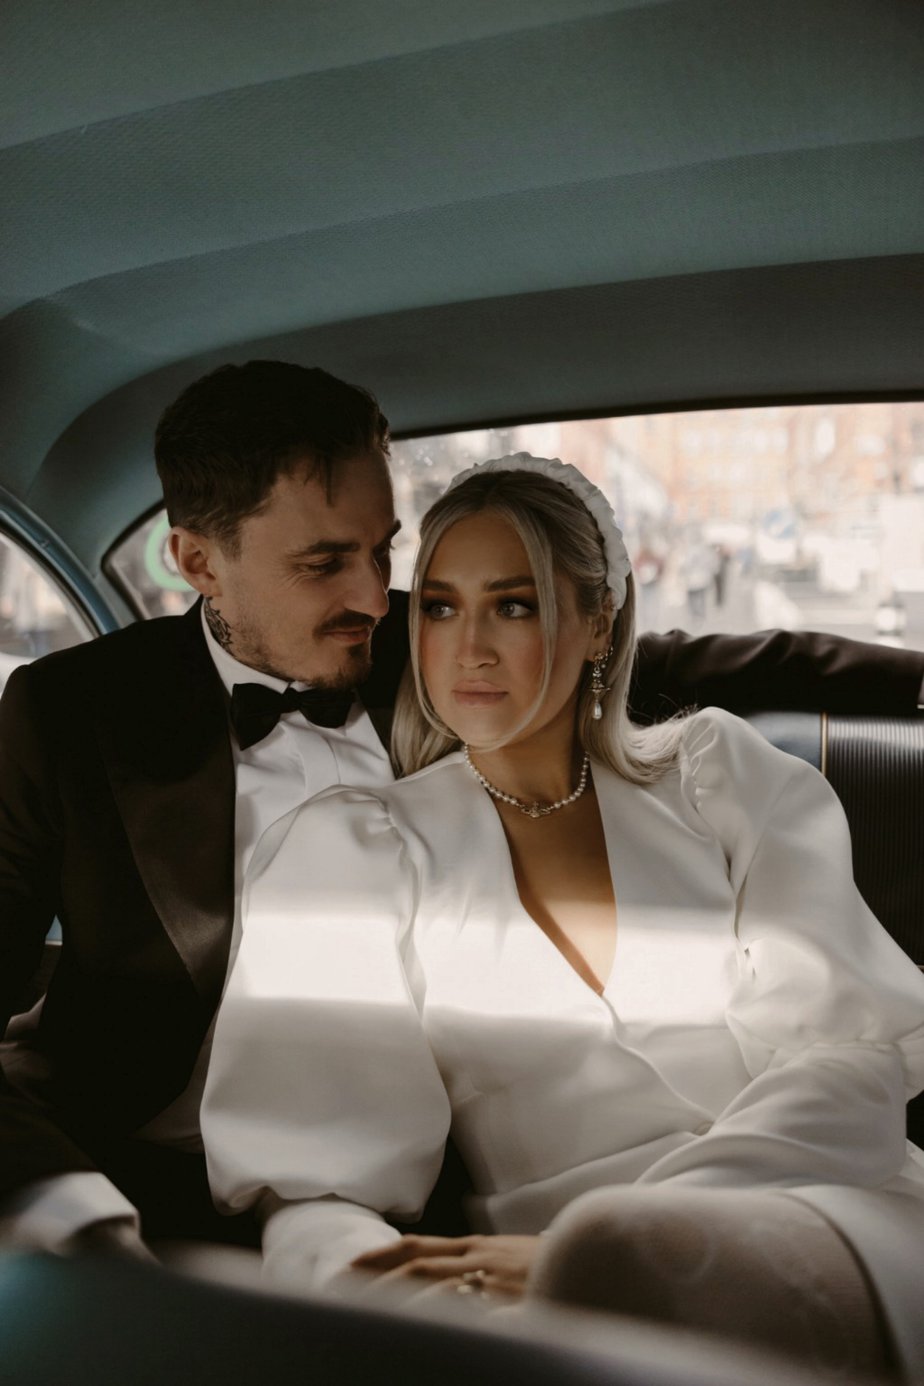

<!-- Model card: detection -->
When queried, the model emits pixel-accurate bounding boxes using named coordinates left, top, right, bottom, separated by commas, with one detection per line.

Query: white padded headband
left=447, top=453, right=631, bottom=610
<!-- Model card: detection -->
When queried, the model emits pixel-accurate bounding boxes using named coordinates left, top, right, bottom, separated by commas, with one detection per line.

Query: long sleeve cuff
left=259, top=1195, right=402, bottom=1296
left=0, top=1172, right=139, bottom=1252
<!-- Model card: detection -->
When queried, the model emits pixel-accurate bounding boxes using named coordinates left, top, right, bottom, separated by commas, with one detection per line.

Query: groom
left=1, top=359, right=922, bottom=1262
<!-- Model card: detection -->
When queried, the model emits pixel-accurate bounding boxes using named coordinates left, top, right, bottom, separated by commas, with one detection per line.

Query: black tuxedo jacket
left=0, top=598, right=408, bottom=1195
left=0, top=596, right=921, bottom=1200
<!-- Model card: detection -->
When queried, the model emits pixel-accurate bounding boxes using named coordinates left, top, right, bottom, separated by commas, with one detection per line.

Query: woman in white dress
left=202, top=456, right=924, bottom=1378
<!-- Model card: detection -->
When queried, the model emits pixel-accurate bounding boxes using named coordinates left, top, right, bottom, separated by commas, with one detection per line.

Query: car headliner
left=1, top=0, right=922, bottom=584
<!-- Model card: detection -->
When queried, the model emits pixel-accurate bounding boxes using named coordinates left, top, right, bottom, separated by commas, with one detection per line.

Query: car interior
left=2, top=1, right=923, bottom=1381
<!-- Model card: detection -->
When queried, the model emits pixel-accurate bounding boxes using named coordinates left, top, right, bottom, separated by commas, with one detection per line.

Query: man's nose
left=350, top=559, right=390, bottom=619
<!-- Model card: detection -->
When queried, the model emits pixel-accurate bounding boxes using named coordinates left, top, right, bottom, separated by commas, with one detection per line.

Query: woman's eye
left=498, top=599, right=534, bottom=618
left=422, top=600, right=454, bottom=620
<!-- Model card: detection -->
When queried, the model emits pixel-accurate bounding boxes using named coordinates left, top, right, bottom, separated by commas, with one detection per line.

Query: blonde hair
left=391, top=469, right=687, bottom=783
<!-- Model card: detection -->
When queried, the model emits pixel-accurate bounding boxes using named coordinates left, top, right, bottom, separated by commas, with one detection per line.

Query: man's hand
left=350, top=1233, right=539, bottom=1304
left=64, top=1218, right=158, bottom=1264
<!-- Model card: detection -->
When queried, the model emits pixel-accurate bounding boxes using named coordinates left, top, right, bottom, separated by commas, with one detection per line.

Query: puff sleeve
left=201, top=785, right=452, bottom=1292
left=639, top=708, right=924, bottom=1192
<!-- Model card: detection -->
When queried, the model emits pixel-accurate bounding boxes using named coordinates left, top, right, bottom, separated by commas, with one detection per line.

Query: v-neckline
left=479, top=761, right=621, bottom=1002
left=524, top=907, right=614, bottom=997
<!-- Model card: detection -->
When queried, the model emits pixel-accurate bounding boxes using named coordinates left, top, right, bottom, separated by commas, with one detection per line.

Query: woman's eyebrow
left=484, top=576, right=536, bottom=592
left=421, top=575, right=536, bottom=592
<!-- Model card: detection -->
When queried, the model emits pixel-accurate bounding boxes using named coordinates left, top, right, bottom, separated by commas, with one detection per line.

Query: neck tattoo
left=204, top=598, right=234, bottom=655
left=462, top=745, right=591, bottom=819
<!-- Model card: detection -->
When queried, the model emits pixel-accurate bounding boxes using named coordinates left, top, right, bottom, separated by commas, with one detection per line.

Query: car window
left=0, top=531, right=95, bottom=694
left=105, top=510, right=198, bottom=622
left=107, top=401, right=924, bottom=653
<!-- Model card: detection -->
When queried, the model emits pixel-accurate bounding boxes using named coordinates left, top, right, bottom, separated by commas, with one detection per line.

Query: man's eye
left=422, top=600, right=454, bottom=620
left=374, top=544, right=394, bottom=566
left=302, top=559, right=340, bottom=577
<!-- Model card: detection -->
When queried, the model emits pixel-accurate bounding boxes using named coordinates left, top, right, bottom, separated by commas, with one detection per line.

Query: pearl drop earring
left=590, top=646, right=613, bottom=720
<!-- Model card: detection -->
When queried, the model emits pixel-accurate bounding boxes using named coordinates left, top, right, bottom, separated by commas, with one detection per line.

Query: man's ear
left=169, top=527, right=222, bottom=598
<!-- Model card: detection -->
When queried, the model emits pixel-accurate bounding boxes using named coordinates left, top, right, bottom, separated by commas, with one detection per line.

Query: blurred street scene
left=14, top=401, right=923, bottom=693
left=387, top=401, right=924, bottom=652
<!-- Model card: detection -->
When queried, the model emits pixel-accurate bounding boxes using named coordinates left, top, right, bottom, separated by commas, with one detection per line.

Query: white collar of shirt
left=198, top=602, right=393, bottom=860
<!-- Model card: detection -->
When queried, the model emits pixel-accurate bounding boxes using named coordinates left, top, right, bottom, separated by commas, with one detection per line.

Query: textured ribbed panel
left=825, top=716, right=924, bottom=967
left=742, top=711, right=924, bottom=1143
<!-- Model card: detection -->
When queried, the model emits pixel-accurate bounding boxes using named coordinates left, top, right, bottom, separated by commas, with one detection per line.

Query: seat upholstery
left=746, top=710, right=924, bottom=1146
left=825, top=715, right=924, bottom=970
left=746, top=711, right=924, bottom=969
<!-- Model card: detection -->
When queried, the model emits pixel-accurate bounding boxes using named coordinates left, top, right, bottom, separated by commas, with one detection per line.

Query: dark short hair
left=154, top=360, right=390, bottom=552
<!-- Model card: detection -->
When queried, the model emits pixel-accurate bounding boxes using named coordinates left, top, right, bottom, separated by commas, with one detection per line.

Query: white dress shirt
left=3, top=607, right=393, bottom=1248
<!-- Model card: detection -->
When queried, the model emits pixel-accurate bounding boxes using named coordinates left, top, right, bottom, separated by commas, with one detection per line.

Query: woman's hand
left=350, top=1233, right=540, bottom=1303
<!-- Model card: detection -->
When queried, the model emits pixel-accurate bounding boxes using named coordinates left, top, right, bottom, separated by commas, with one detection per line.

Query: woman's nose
left=456, top=620, right=496, bottom=667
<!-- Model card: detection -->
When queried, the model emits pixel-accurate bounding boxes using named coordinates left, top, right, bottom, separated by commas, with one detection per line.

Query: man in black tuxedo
left=1, top=360, right=922, bottom=1263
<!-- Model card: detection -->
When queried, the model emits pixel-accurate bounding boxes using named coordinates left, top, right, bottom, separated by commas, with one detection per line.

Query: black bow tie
left=230, top=681, right=354, bottom=749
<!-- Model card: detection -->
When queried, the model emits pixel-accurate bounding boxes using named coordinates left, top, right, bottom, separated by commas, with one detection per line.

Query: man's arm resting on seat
left=632, top=628, right=924, bottom=720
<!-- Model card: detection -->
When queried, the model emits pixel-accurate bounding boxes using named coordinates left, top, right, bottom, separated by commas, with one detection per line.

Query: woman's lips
left=452, top=685, right=507, bottom=706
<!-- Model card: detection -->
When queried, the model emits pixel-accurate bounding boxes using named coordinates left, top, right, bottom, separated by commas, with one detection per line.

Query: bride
left=202, top=455, right=924, bottom=1377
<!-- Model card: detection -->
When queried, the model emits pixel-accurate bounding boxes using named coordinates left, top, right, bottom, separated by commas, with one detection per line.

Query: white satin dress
left=202, top=708, right=924, bottom=1370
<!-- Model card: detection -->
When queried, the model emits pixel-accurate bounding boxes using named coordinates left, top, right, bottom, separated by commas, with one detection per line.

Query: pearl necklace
left=462, top=745, right=590, bottom=819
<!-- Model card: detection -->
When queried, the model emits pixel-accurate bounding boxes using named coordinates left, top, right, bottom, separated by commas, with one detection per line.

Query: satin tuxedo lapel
left=96, top=601, right=235, bottom=1011
left=96, top=593, right=408, bottom=1005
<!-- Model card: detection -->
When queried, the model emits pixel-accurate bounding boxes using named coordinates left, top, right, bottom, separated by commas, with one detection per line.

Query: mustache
left=317, top=611, right=380, bottom=637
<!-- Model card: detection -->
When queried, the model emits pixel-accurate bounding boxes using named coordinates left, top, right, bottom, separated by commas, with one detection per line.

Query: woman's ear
left=169, top=527, right=222, bottom=598
left=589, top=599, right=615, bottom=656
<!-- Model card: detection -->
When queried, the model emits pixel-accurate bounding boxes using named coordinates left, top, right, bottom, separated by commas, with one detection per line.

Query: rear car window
left=107, top=401, right=924, bottom=654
